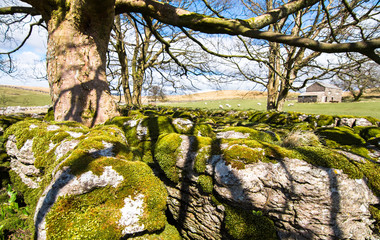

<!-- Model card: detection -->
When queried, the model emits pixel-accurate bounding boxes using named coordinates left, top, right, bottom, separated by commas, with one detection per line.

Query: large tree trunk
left=46, top=0, right=119, bottom=127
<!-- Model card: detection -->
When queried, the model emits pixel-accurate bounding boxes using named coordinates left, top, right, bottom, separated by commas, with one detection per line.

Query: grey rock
left=355, top=118, right=374, bottom=127
left=6, top=135, right=35, bottom=164
left=216, top=131, right=250, bottom=139
left=339, top=118, right=356, bottom=127
left=166, top=184, right=224, bottom=240
left=9, top=158, right=41, bottom=189
left=34, top=165, right=125, bottom=240
left=54, top=139, right=80, bottom=161
left=173, top=118, right=194, bottom=133
left=164, top=134, right=380, bottom=240
left=211, top=157, right=378, bottom=240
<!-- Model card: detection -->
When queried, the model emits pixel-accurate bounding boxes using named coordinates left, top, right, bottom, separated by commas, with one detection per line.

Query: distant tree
left=0, top=93, right=10, bottom=106
left=148, top=85, right=165, bottom=102
left=334, top=58, right=380, bottom=101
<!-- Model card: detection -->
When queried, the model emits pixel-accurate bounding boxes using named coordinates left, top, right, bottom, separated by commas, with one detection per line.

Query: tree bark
left=45, top=0, right=119, bottom=127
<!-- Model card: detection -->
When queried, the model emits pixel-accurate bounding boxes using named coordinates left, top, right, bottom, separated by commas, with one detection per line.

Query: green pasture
left=0, top=87, right=51, bottom=107
left=158, top=98, right=380, bottom=119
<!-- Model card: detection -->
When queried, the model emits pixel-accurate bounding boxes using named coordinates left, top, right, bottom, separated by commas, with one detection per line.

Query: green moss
left=223, top=145, right=265, bottom=169
left=314, top=114, right=335, bottom=127
left=317, top=126, right=366, bottom=146
left=193, top=124, right=215, bottom=138
left=172, top=110, right=199, bottom=120
left=249, top=111, right=270, bottom=123
left=165, top=135, right=212, bottom=175
left=355, top=126, right=380, bottom=141
left=44, top=107, right=54, bottom=122
left=155, top=133, right=183, bottom=183
left=224, top=204, right=277, bottom=240
left=369, top=205, right=380, bottom=233
left=60, top=126, right=132, bottom=176
left=316, top=126, right=371, bottom=158
left=194, top=146, right=211, bottom=174
left=221, top=127, right=280, bottom=142
left=128, top=222, right=181, bottom=240
left=46, top=158, right=168, bottom=238
left=294, top=146, right=363, bottom=179
left=46, top=187, right=124, bottom=240
left=291, top=122, right=313, bottom=131
left=222, top=139, right=295, bottom=164
left=197, top=175, right=213, bottom=194
left=8, top=170, right=41, bottom=232
left=360, top=161, right=380, bottom=197
left=4, top=119, right=43, bottom=149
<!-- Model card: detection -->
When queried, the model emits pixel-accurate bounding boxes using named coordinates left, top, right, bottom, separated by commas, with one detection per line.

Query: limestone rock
left=216, top=130, right=250, bottom=139
left=173, top=118, right=194, bottom=134
left=34, top=165, right=125, bottom=240
left=355, top=118, right=374, bottom=127
left=157, top=133, right=380, bottom=240
left=6, top=135, right=35, bottom=164
left=339, top=118, right=356, bottom=127
left=166, top=184, right=224, bottom=240
left=211, top=156, right=378, bottom=240
left=6, top=120, right=171, bottom=240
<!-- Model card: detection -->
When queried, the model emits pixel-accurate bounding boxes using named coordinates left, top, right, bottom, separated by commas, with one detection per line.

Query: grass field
left=158, top=98, right=380, bottom=119
left=1, top=85, right=379, bottom=119
left=0, top=86, right=51, bottom=107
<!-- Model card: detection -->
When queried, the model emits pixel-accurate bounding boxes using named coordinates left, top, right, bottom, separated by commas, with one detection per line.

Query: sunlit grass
left=0, top=87, right=51, bottom=107
left=158, top=98, right=380, bottom=119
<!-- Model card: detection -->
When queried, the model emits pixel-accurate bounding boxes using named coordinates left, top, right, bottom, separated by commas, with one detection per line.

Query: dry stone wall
left=1, top=107, right=380, bottom=240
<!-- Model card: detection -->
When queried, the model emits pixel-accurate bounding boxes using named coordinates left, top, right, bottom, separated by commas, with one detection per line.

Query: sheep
left=237, top=104, right=241, bottom=107
left=225, top=103, right=231, bottom=108
left=257, top=103, right=262, bottom=105
left=219, top=105, right=224, bottom=109
left=288, top=103, right=294, bottom=106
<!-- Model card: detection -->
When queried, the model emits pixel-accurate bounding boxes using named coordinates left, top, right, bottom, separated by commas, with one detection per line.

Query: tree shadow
left=34, top=168, right=74, bottom=239
left=207, top=140, right=346, bottom=239
left=53, top=77, right=108, bottom=127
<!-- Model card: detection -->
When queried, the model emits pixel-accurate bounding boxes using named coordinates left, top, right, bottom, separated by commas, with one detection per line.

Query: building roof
left=314, top=82, right=341, bottom=90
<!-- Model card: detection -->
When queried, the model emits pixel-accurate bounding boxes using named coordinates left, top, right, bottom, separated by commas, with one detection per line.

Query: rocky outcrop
left=212, top=156, right=377, bottom=239
left=5, top=120, right=178, bottom=239
left=155, top=132, right=380, bottom=240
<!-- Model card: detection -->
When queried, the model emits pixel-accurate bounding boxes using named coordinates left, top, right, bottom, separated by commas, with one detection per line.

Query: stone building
left=298, top=82, right=343, bottom=103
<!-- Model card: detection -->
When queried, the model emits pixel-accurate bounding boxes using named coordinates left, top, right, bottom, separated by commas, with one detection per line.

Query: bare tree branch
left=0, top=6, right=39, bottom=16
left=0, top=18, right=43, bottom=55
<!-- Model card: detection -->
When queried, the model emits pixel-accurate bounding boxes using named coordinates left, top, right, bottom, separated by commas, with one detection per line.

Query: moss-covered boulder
left=217, top=126, right=280, bottom=142
left=316, top=126, right=370, bottom=158
left=5, top=120, right=177, bottom=239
